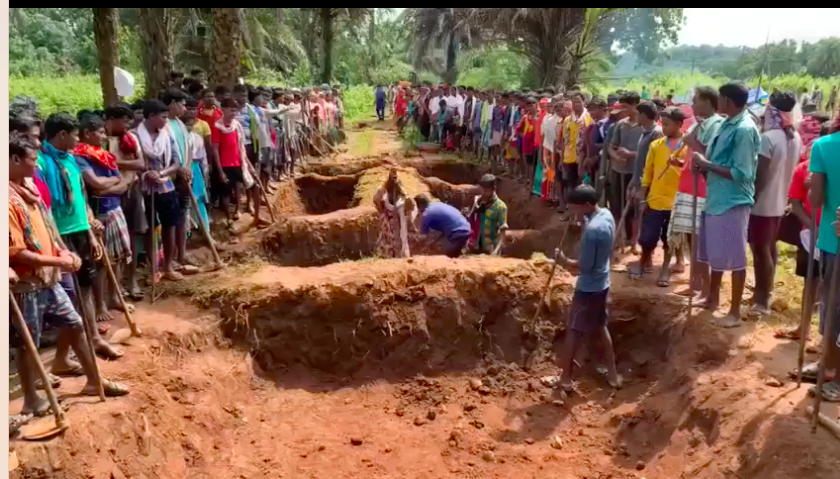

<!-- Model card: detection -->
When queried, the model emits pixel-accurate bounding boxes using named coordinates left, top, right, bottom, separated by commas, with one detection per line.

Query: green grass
left=348, top=130, right=376, bottom=157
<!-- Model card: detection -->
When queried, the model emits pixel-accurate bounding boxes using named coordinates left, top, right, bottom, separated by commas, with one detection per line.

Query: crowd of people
left=8, top=69, right=351, bottom=433
left=380, top=80, right=840, bottom=393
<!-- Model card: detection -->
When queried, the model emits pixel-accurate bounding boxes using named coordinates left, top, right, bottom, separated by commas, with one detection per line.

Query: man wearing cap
left=466, top=174, right=509, bottom=255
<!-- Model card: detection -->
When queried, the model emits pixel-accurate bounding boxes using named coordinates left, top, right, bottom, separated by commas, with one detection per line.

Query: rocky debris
left=481, top=451, right=496, bottom=462
left=426, top=410, right=437, bottom=421
left=470, top=420, right=485, bottom=429
left=550, top=435, right=563, bottom=450
left=636, top=460, right=646, bottom=470
left=463, top=403, right=476, bottom=412
left=350, top=438, right=363, bottom=446
left=552, top=400, right=565, bottom=408
left=765, top=378, right=783, bottom=388
left=414, top=417, right=426, bottom=426
left=469, top=378, right=483, bottom=390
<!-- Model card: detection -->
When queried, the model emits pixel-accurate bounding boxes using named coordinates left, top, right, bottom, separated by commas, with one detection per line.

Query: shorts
left=491, top=131, right=502, bottom=146
left=10, top=282, right=83, bottom=349
left=61, top=230, right=97, bottom=288
left=795, top=241, right=820, bottom=278
left=747, top=215, right=782, bottom=246
left=221, top=166, right=244, bottom=197
left=697, top=205, right=750, bottom=272
left=561, top=163, right=579, bottom=189
left=639, top=208, right=671, bottom=251
left=121, top=181, right=148, bottom=235
left=144, top=190, right=182, bottom=228
left=819, top=251, right=839, bottom=337
left=99, top=208, right=132, bottom=263
left=245, top=144, right=259, bottom=167
left=443, top=233, right=470, bottom=258
left=569, top=288, right=610, bottom=333
left=259, top=147, right=273, bottom=170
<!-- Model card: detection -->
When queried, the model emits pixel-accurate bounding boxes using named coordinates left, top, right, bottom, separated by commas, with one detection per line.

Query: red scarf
left=73, top=143, right=118, bottom=171
left=119, top=131, right=139, bottom=158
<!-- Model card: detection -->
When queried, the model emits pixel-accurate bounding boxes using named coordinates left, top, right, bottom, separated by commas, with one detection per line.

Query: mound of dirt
left=271, top=180, right=307, bottom=217
left=407, top=158, right=488, bottom=185
left=354, top=166, right=430, bottom=207
left=422, top=176, right=479, bottom=211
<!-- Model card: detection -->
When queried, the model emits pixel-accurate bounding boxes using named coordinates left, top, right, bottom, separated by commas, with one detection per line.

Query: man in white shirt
left=429, top=86, right=443, bottom=117
left=749, top=90, right=802, bottom=316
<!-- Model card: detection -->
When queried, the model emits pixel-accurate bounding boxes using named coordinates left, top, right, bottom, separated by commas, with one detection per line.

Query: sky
left=678, top=8, right=840, bottom=47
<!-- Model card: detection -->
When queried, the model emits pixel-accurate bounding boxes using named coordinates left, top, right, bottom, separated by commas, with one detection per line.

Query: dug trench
left=261, top=159, right=578, bottom=266
left=13, top=257, right=840, bottom=478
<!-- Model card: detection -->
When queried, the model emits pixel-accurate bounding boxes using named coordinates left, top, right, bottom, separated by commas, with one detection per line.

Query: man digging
left=466, top=174, right=508, bottom=255
left=554, top=184, right=621, bottom=391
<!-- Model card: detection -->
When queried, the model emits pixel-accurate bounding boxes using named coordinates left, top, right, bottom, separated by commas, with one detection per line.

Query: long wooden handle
left=9, top=291, right=67, bottom=428
left=70, top=273, right=105, bottom=402
left=688, top=172, right=699, bottom=321
left=88, top=229, right=140, bottom=336
left=797, top=219, right=819, bottom=387
left=807, top=406, right=840, bottom=439
left=254, top=177, right=277, bottom=223
left=150, top=190, right=157, bottom=305
left=187, top=188, right=223, bottom=266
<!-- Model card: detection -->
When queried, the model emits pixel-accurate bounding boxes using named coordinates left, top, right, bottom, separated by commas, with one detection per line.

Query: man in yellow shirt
left=631, top=106, right=688, bottom=284
left=559, top=92, right=592, bottom=213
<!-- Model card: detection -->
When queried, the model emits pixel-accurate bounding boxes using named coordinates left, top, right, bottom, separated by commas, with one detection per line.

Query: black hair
left=694, top=86, right=719, bottom=111
left=187, top=81, right=204, bottom=96
left=619, top=91, right=641, bottom=106
left=232, top=84, right=248, bottom=95
left=637, top=102, right=658, bottom=121
left=76, top=109, right=94, bottom=121
left=567, top=184, right=599, bottom=205
left=414, top=193, right=431, bottom=209
left=607, top=93, right=619, bottom=105
left=79, top=113, right=105, bottom=133
left=10, top=131, right=38, bottom=159
left=161, top=87, right=187, bottom=106
left=104, top=103, right=133, bottom=121
left=214, top=85, right=230, bottom=97
left=190, top=68, right=204, bottom=77
left=652, top=98, right=666, bottom=111
left=170, top=70, right=185, bottom=80
left=143, top=99, right=168, bottom=119
left=479, top=174, right=498, bottom=189
left=769, top=90, right=797, bottom=113
left=185, top=96, right=200, bottom=108
left=131, top=99, right=146, bottom=112
left=660, top=106, right=686, bottom=123
left=248, top=88, right=263, bottom=103
left=181, top=109, right=196, bottom=123
left=719, top=81, right=749, bottom=109
left=10, top=114, right=39, bottom=134
left=220, top=98, right=238, bottom=109
left=44, top=113, right=79, bottom=140
left=588, top=96, right=607, bottom=109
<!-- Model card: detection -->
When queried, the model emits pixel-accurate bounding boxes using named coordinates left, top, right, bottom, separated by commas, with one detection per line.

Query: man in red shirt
left=211, top=98, right=252, bottom=228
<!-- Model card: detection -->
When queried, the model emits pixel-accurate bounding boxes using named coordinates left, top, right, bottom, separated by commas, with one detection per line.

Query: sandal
left=34, top=373, right=61, bottom=390
left=774, top=328, right=804, bottom=340
left=163, top=271, right=184, bottom=281
left=82, top=379, right=129, bottom=398
left=715, top=315, right=742, bottom=329
left=790, top=362, right=822, bottom=382
left=808, top=381, right=840, bottom=402
left=748, top=305, right=771, bottom=318
left=657, top=276, right=670, bottom=287
left=53, top=362, right=85, bottom=377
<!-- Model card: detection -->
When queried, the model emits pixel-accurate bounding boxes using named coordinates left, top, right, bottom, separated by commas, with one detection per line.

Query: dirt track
left=10, top=122, right=840, bottom=479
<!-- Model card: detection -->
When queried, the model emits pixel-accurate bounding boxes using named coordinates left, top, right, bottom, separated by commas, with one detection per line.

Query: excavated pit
left=263, top=160, right=578, bottom=266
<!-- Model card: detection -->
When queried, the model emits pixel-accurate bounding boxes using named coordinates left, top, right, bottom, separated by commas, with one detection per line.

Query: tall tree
left=92, top=8, right=120, bottom=106
left=210, top=8, right=243, bottom=89
left=136, top=8, right=176, bottom=98
left=315, top=8, right=372, bottom=84
left=409, top=8, right=478, bottom=85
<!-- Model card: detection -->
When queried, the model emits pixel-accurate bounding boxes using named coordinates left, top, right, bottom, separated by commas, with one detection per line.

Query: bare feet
left=671, top=261, right=686, bottom=274
left=95, top=305, right=113, bottom=323
left=716, top=313, right=742, bottom=328
left=94, top=340, right=124, bottom=360
left=109, top=295, right=135, bottom=314
left=702, top=297, right=719, bottom=311
left=21, top=397, right=51, bottom=417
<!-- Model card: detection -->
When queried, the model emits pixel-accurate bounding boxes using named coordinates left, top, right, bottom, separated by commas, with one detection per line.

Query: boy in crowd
left=466, top=174, right=509, bottom=255
left=181, top=109, right=211, bottom=234
left=633, top=106, right=688, bottom=284
left=232, top=84, right=267, bottom=227
left=560, top=92, right=592, bottom=208
left=608, top=92, right=644, bottom=247
left=628, top=101, right=665, bottom=254
left=10, top=132, right=129, bottom=416
left=554, top=184, right=620, bottom=391
left=749, top=91, right=802, bottom=317
left=136, top=100, right=184, bottom=282
left=693, top=82, right=761, bottom=328
left=39, top=113, right=123, bottom=360
left=414, top=193, right=472, bottom=258
left=74, top=114, right=135, bottom=324
left=103, top=104, right=148, bottom=301
left=582, top=96, right=607, bottom=180
left=213, top=98, right=254, bottom=230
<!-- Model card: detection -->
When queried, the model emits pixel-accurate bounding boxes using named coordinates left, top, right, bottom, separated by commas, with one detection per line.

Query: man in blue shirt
left=414, top=194, right=472, bottom=258
left=375, top=85, right=387, bottom=121
left=692, top=81, right=760, bottom=329
left=554, top=184, right=619, bottom=391
left=808, top=124, right=840, bottom=401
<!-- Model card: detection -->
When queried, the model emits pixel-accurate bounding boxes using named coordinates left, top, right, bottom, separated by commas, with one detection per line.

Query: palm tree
left=408, top=8, right=481, bottom=85
left=137, top=8, right=176, bottom=98
left=210, top=8, right=243, bottom=89
left=565, top=8, right=616, bottom=89
left=808, top=38, right=840, bottom=78
left=317, top=8, right=372, bottom=84
left=92, top=8, right=120, bottom=106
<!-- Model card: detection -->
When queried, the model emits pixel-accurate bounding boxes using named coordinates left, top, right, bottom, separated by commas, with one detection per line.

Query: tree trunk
left=443, top=30, right=458, bottom=85
left=93, top=8, right=120, bottom=106
left=136, top=8, right=175, bottom=98
left=320, top=8, right=333, bottom=84
left=565, top=54, right=583, bottom=90
left=210, top=8, right=243, bottom=90
left=367, top=11, right=376, bottom=82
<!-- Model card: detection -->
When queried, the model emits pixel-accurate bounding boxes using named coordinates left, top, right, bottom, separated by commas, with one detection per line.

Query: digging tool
left=150, top=188, right=158, bottom=305
left=187, top=188, right=224, bottom=269
left=612, top=198, right=634, bottom=253
left=87, top=229, right=141, bottom=338
left=254, top=176, right=277, bottom=223
left=687, top=172, right=700, bottom=322
left=314, top=129, right=341, bottom=155
left=797, top=218, right=819, bottom=387
left=9, top=292, right=69, bottom=440
left=806, top=406, right=840, bottom=440
left=532, top=220, right=574, bottom=325
left=811, top=250, right=840, bottom=433
left=69, top=273, right=106, bottom=402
